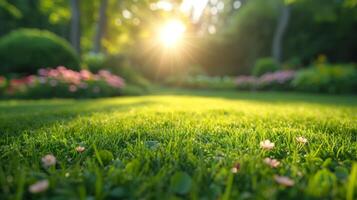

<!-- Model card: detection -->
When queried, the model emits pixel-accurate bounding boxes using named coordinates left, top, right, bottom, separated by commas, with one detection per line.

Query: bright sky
left=180, top=0, right=209, bottom=22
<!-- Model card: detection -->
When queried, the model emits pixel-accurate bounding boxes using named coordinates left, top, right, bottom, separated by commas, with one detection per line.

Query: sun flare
left=158, top=20, right=186, bottom=47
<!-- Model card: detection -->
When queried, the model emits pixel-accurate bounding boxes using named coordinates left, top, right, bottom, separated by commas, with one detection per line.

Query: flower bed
left=0, top=66, right=125, bottom=98
left=235, top=70, right=296, bottom=91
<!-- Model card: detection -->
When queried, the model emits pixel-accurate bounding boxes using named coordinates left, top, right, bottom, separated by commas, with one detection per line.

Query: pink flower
left=260, top=140, right=275, bottom=150
left=263, top=158, right=280, bottom=168
left=38, top=68, right=48, bottom=76
left=274, top=175, right=295, bottom=187
left=29, top=180, right=49, bottom=193
left=41, top=154, right=56, bottom=167
left=68, top=85, right=77, bottom=92
left=80, top=69, right=92, bottom=80
left=98, top=70, right=111, bottom=77
left=296, top=136, right=307, bottom=144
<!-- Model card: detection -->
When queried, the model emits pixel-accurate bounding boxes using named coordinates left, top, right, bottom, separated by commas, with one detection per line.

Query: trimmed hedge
left=0, top=29, right=79, bottom=75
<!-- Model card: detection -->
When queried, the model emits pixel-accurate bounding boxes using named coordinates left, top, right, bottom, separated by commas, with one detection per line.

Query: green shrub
left=0, top=29, right=79, bottom=75
left=252, top=57, right=279, bottom=76
left=283, top=57, right=303, bottom=70
left=292, top=64, right=357, bottom=94
left=103, top=55, right=150, bottom=89
left=83, top=53, right=106, bottom=73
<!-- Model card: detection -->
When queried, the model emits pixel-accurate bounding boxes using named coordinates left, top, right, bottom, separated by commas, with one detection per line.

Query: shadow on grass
left=0, top=99, right=156, bottom=136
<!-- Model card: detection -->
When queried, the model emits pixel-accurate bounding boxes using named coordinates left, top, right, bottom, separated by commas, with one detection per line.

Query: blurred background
left=0, top=0, right=356, bottom=98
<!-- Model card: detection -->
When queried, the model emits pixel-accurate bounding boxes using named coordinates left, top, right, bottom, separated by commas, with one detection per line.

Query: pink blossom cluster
left=258, top=70, right=296, bottom=85
left=37, top=66, right=125, bottom=89
left=1, top=66, right=125, bottom=95
left=97, top=70, right=125, bottom=89
left=235, top=75, right=258, bottom=85
left=235, top=70, right=296, bottom=90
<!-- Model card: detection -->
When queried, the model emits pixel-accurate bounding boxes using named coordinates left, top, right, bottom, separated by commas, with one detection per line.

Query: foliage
left=0, top=76, right=6, bottom=94
left=0, top=66, right=126, bottom=99
left=292, top=64, right=357, bottom=94
left=306, top=169, right=337, bottom=198
left=284, top=0, right=357, bottom=63
left=85, top=53, right=150, bottom=89
left=252, top=57, right=280, bottom=76
left=193, top=0, right=280, bottom=75
left=0, top=29, right=79, bottom=75
left=283, top=57, right=303, bottom=70
left=0, top=91, right=356, bottom=199
left=165, top=75, right=236, bottom=90
left=0, top=0, right=70, bottom=39
left=83, top=53, right=106, bottom=73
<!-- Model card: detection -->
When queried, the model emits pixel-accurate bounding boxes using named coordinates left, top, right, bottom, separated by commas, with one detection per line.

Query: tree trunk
left=272, top=4, right=290, bottom=64
left=70, top=0, right=81, bottom=55
left=93, top=0, right=108, bottom=54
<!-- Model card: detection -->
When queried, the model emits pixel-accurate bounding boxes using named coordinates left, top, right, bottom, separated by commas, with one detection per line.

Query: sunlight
left=181, top=0, right=209, bottom=22
left=158, top=20, right=186, bottom=48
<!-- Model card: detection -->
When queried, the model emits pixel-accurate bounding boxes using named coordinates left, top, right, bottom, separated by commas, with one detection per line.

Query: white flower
left=28, top=180, right=49, bottom=193
left=231, top=163, right=240, bottom=174
left=296, top=136, right=308, bottom=144
left=260, top=140, right=275, bottom=150
left=41, top=154, right=56, bottom=167
left=274, top=175, right=295, bottom=187
left=75, top=146, right=85, bottom=153
left=263, top=158, right=280, bottom=168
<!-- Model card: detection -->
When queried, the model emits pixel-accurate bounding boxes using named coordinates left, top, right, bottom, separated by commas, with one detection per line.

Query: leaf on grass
left=110, top=187, right=125, bottom=198
left=335, top=166, right=349, bottom=180
left=170, top=171, right=192, bottom=195
left=307, top=169, right=337, bottom=197
left=145, top=140, right=160, bottom=150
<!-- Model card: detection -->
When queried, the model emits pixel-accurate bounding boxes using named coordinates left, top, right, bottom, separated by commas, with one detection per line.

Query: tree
left=93, top=0, right=108, bottom=53
left=70, top=0, right=80, bottom=54
left=272, top=3, right=290, bottom=64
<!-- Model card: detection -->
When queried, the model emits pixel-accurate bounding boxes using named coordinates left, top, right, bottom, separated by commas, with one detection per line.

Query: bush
left=283, top=57, right=303, bottom=70
left=292, top=64, right=357, bottom=94
left=0, top=29, right=80, bottom=75
left=83, top=53, right=106, bottom=73
left=1, top=66, right=126, bottom=99
left=252, top=57, right=279, bottom=76
left=84, top=53, right=150, bottom=89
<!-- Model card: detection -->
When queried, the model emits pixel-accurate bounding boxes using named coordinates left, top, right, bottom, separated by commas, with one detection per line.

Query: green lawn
left=0, top=90, right=356, bottom=199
